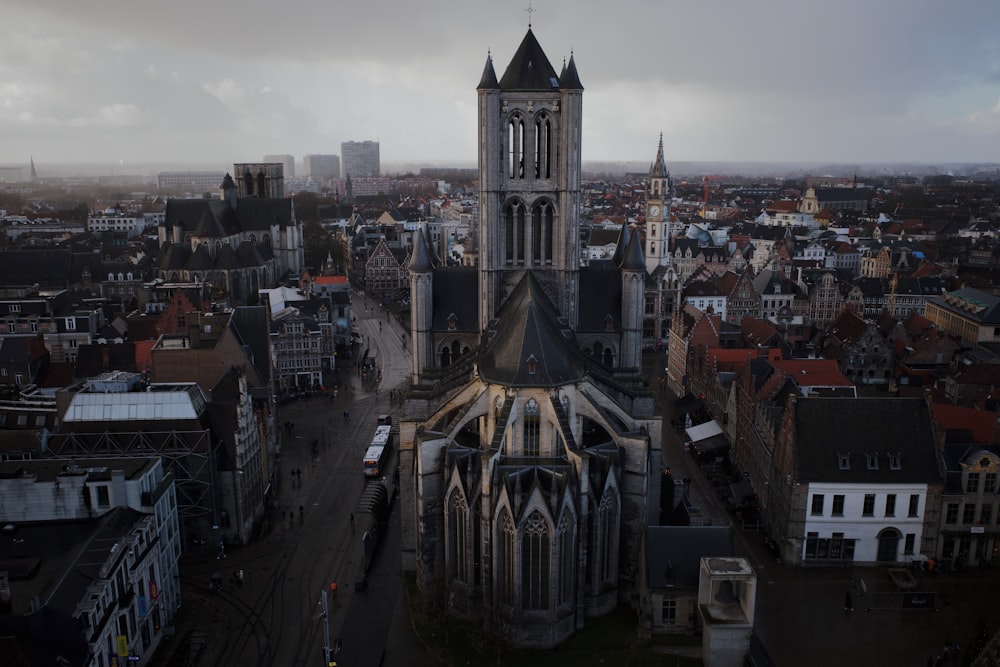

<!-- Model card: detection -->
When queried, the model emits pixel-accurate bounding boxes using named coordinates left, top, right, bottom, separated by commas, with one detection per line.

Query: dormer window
left=866, top=453, right=879, bottom=470
left=447, top=313, right=457, bottom=331
left=526, top=354, right=538, bottom=375
left=838, top=453, right=850, bottom=470
left=888, top=453, right=902, bottom=470
left=604, top=315, right=615, bottom=332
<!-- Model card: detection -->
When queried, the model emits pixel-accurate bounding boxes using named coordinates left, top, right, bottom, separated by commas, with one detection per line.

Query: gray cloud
left=3, top=0, right=999, bottom=166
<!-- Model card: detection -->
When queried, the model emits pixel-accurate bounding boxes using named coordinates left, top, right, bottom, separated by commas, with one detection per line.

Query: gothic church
left=399, top=29, right=661, bottom=648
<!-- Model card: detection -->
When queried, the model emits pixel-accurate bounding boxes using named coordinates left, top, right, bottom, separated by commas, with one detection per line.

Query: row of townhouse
left=678, top=324, right=1000, bottom=568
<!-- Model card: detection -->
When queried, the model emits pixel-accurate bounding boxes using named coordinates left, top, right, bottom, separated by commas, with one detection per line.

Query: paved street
left=151, top=297, right=433, bottom=667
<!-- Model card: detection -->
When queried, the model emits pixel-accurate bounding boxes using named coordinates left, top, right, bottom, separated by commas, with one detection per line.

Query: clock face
left=648, top=205, right=660, bottom=218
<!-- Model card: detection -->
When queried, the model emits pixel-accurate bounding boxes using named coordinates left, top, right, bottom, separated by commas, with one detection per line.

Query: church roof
left=477, top=54, right=500, bottom=90
left=408, top=224, right=434, bottom=273
left=611, top=221, right=630, bottom=267
left=499, top=29, right=560, bottom=92
left=620, top=225, right=646, bottom=271
left=479, top=271, right=584, bottom=387
left=559, top=54, right=583, bottom=90
left=578, top=266, right=623, bottom=332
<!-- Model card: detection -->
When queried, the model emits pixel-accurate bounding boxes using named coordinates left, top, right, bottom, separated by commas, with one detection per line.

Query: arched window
left=508, top=115, right=525, bottom=179
left=440, top=346, right=451, bottom=367
left=598, top=490, right=619, bottom=583
left=256, top=171, right=266, bottom=197
left=498, top=510, right=516, bottom=605
left=244, top=171, right=254, bottom=195
left=523, top=398, right=540, bottom=456
left=451, top=340, right=460, bottom=359
left=448, top=490, right=468, bottom=583
left=521, top=510, right=550, bottom=610
left=516, top=205, right=526, bottom=265
left=534, top=114, right=551, bottom=179
left=557, top=513, right=574, bottom=605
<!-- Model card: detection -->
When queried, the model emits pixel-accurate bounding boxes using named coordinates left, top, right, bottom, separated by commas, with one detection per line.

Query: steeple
left=498, top=29, right=560, bottom=91
left=477, top=52, right=500, bottom=90
left=650, top=133, right=668, bottom=179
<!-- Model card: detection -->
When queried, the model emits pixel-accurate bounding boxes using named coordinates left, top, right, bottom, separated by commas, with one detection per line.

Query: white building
left=0, top=456, right=182, bottom=665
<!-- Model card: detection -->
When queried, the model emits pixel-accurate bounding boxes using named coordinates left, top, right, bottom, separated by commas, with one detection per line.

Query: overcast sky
left=3, top=0, right=1000, bottom=171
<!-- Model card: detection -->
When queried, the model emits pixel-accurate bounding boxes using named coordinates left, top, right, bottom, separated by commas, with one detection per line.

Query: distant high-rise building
left=340, top=141, right=380, bottom=178
left=157, top=171, right=227, bottom=192
left=233, top=162, right=285, bottom=198
left=304, top=154, right=341, bottom=181
left=263, top=154, right=295, bottom=179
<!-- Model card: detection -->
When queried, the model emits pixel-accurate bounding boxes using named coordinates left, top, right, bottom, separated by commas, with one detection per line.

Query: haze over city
left=3, top=0, right=1000, bottom=171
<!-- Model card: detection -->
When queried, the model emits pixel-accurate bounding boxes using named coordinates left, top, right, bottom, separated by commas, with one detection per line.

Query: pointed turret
left=621, top=225, right=646, bottom=272
left=559, top=53, right=583, bottom=90
left=408, top=225, right=434, bottom=273
left=612, top=221, right=631, bottom=267
left=477, top=53, right=500, bottom=90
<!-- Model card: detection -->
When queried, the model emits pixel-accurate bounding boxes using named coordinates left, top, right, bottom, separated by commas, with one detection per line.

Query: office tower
left=340, top=141, right=380, bottom=178
left=304, top=154, right=341, bottom=181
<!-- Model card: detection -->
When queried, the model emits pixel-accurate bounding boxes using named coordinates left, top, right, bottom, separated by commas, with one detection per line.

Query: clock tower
left=645, top=134, right=673, bottom=273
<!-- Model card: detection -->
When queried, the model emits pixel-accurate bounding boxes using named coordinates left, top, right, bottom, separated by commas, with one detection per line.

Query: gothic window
left=534, top=114, right=551, bottom=179
left=521, top=511, right=550, bottom=611
left=256, top=171, right=266, bottom=197
left=557, top=513, right=574, bottom=605
left=523, top=398, right=540, bottom=455
left=516, top=205, right=526, bottom=265
left=244, top=171, right=254, bottom=195
left=498, top=510, right=516, bottom=605
left=508, top=115, right=525, bottom=180
left=448, top=490, right=468, bottom=583
left=531, top=204, right=542, bottom=265
left=598, top=489, right=619, bottom=584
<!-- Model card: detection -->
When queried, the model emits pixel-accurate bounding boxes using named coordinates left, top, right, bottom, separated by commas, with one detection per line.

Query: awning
left=685, top=420, right=723, bottom=443
left=693, top=434, right=729, bottom=453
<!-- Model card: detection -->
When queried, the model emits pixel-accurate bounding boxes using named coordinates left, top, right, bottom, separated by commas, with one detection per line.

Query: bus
left=362, top=423, right=393, bottom=477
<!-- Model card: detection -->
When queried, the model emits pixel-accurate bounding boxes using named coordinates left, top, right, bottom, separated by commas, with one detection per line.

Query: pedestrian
left=299, top=505, right=304, bottom=523
left=289, top=510, right=295, bottom=524
left=350, top=513, right=355, bottom=529
left=844, top=590, right=853, bottom=612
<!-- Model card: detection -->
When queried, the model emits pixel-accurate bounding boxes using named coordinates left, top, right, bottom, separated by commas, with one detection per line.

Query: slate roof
left=793, top=397, right=941, bottom=483
left=432, top=267, right=478, bottom=332
left=164, top=197, right=294, bottom=236
left=477, top=54, right=499, bottom=90
left=578, top=265, right=622, bottom=332
left=479, top=271, right=584, bottom=387
left=644, top=526, right=734, bottom=589
left=928, top=288, right=1000, bottom=325
left=0, top=249, right=72, bottom=288
left=498, top=29, right=560, bottom=92
left=230, top=306, right=271, bottom=383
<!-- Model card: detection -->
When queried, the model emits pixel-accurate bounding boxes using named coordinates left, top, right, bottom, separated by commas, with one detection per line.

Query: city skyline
left=3, top=1, right=1000, bottom=168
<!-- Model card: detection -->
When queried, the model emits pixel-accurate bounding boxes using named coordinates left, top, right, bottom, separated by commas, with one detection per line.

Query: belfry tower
left=645, top=133, right=674, bottom=273
left=476, top=29, right=584, bottom=330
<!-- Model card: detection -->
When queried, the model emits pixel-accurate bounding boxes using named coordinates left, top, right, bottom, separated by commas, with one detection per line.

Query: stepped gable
left=498, top=28, right=560, bottom=91
left=479, top=271, right=584, bottom=387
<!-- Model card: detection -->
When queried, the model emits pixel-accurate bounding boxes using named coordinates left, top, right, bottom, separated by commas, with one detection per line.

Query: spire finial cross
left=525, top=1, right=535, bottom=28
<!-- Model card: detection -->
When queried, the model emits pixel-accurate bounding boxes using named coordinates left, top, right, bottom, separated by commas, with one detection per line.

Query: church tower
left=477, top=30, right=584, bottom=331
left=645, top=134, right=673, bottom=274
